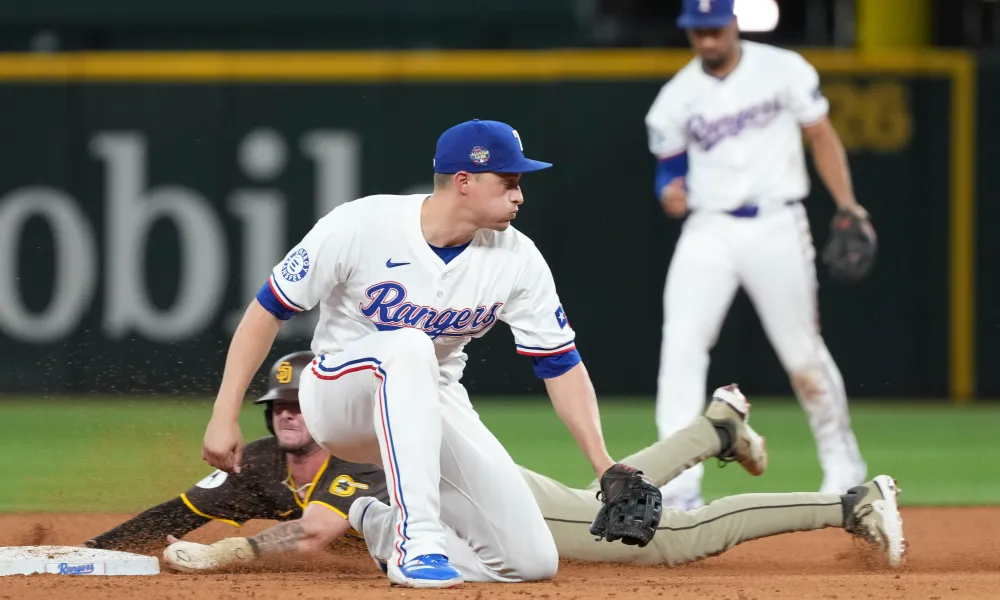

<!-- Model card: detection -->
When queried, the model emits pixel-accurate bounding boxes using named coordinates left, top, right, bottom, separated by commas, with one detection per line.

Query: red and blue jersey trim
left=256, top=275, right=308, bottom=321
left=515, top=341, right=576, bottom=357
left=516, top=341, right=581, bottom=378
left=268, top=274, right=306, bottom=312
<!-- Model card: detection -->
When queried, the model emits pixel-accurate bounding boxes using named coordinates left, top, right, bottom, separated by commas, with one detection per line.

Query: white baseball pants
left=656, top=202, right=867, bottom=504
left=298, top=327, right=558, bottom=582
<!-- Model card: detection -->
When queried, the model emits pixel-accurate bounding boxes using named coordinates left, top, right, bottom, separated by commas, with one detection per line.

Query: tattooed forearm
left=249, top=521, right=306, bottom=555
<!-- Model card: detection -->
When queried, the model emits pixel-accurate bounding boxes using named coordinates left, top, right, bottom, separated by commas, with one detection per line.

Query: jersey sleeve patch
left=554, top=305, right=569, bottom=329
left=279, top=247, right=311, bottom=282
left=194, top=469, right=229, bottom=490
left=310, top=466, right=389, bottom=519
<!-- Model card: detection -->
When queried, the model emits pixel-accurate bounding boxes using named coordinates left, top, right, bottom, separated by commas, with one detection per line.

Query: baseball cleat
left=842, top=475, right=906, bottom=568
left=388, top=554, right=464, bottom=589
left=705, top=384, right=768, bottom=476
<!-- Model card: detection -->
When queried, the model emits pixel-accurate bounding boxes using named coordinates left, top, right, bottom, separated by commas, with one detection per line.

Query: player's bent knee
left=506, top=552, right=558, bottom=582
left=503, top=534, right=559, bottom=582
left=381, top=327, right=436, bottom=359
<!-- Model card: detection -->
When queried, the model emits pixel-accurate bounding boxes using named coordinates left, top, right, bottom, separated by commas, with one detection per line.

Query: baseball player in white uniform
left=644, top=0, right=869, bottom=509
left=201, top=119, right=635, bottom=589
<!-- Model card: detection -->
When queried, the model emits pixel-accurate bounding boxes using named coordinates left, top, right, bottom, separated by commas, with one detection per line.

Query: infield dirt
left=1, top=507, right=998, bottom=599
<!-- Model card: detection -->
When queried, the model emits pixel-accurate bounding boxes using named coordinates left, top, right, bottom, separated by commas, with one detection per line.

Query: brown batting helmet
left=254, top=351, right=315, bottom=435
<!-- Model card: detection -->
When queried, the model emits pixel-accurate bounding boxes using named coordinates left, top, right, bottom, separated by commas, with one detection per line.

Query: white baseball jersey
left=644, top=41, right=829, bottom=212
left=265, top=193, right=576, bottom=385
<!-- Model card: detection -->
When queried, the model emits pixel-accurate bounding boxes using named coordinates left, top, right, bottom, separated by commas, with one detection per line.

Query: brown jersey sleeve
left=180, top=438, right=292, bottom=525
left=85, top=496, right=211, bottom=553
left=306, top=459, right=389, bottom=519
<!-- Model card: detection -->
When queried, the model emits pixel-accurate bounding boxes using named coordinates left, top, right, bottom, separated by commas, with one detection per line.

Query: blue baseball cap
left=677, top=0, right=735, bottom=29
left=433, top=119, right=552, bottom=174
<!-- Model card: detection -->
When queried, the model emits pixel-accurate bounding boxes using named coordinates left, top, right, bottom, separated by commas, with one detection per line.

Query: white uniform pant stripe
left=310, top=357, right=413, bottom=564
left=298, top=329, right=448, bottom=564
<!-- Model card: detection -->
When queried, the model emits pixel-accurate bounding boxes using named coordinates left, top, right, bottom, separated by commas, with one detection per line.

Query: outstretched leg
left=526, top=386, right=903, bottom=568
left=654, top=491, right=844, bottom=564
left=655, top=474, right=904, bottom=567
left=589, top=385, right=766, bottom=493
left=522, top=466, right=903, bottom=568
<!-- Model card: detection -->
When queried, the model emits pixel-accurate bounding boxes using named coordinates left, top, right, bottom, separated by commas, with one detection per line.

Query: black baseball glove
left=589, top=464, right=662, bottom=547
left=821, top=208, right=877, bottom=283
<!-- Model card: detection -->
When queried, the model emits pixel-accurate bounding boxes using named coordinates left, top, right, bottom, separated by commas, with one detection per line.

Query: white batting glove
left=163, top=536, right=256, bottom=572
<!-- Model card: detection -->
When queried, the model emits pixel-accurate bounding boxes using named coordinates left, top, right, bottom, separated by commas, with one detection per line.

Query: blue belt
left=726, top=200, right=800, bottom=218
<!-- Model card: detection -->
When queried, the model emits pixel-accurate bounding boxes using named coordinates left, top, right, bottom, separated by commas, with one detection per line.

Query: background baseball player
left=87, top=371, right=902, bottom=571
left=645, top=0, right=874, bottom=509
left=85, top=351, right=386, bottom=562
left=200, top=119, right=658, bottom=588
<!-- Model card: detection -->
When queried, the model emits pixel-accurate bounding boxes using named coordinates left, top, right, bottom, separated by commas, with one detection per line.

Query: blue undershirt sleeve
left=654, top=153, right=689, bottom=201
left=531, top=349, right=583, bottom=379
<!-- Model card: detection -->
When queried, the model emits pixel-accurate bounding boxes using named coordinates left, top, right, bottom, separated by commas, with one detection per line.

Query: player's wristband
left=245, top=537, right=262, bottom=558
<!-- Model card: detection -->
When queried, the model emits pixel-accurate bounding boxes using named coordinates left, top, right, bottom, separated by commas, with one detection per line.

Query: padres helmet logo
left=330, top=474, right=370, bottom=498
left=277, top=362, right=294, bottom=384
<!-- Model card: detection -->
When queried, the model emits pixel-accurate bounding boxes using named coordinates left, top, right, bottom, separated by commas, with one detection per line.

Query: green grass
left=480, top=399, right=1000, bottom=506
left=0, top=396, right=997, bottom=512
